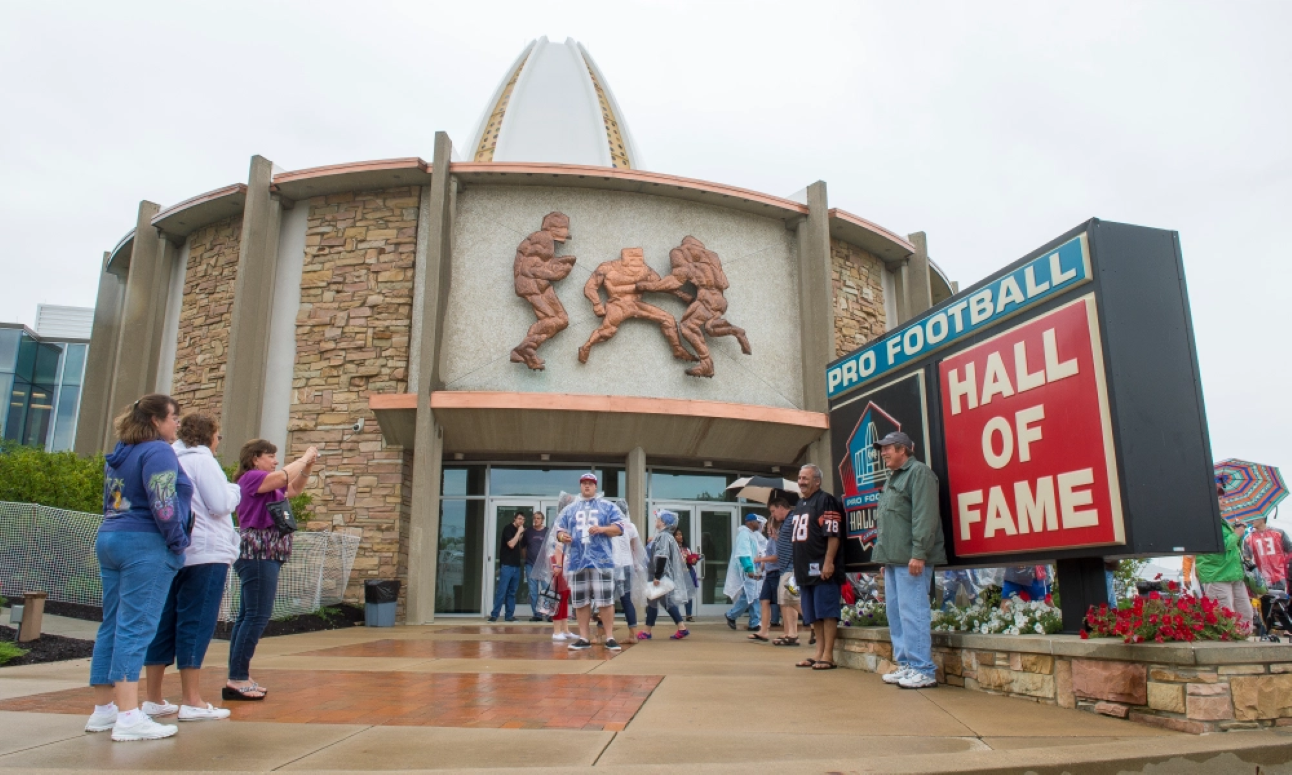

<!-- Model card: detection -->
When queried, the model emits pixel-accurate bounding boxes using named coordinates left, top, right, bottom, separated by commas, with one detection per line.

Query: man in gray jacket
left=871, top=432, right=946, bottom=690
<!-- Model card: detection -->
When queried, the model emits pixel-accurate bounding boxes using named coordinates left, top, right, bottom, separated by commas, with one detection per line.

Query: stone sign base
left=835, top=626, right=1292, bottom=733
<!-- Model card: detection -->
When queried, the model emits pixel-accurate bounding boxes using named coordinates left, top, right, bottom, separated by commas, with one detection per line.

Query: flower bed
left=933, top=594, right=1064, bottom=636
left=841, top=598, right=888, bottom=627
left=1083, top=581, right=1249, bottom=643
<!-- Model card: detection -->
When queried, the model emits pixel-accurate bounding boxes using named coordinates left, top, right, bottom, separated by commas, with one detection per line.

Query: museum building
left=75, top=37, right=956, bottom=621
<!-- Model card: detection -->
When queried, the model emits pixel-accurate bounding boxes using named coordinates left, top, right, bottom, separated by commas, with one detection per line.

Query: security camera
left=352, top=418, right=365, bottom=433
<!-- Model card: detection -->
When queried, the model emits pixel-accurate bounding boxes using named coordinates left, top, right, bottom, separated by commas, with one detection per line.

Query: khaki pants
left=1203, top=581, right=1255, bottom=630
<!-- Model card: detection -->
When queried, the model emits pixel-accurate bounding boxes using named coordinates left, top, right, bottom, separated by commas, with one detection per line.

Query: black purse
left=267, top=498, right=298, bottom=535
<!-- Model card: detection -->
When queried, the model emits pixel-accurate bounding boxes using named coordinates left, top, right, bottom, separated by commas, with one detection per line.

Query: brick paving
left=0, top=668, right=658, bottom=732
left=297, top=638, right=628, bottom=660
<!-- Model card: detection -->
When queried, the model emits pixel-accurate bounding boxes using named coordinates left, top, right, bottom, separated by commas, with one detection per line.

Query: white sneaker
left=881, top=666, right=912, bottom=685
left=178, top=703, right=231, bottom=721
left=85, top=707, right=117, bottom=733
left=111, top=714, right=178, bottom=741
left=141, top=700, right=178, bottom=717
left=898, top=671, right=938, bottom=690
left=562, top=632, right=580, bottom=640
left=552, top=633, right=567, bottom=641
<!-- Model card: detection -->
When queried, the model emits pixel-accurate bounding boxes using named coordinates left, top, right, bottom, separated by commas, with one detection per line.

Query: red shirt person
left=1247, top=518, right=1292, bottom=588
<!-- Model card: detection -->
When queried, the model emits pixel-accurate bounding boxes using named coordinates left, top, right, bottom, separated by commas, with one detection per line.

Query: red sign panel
left=939, top=295, right=1124, bottom=556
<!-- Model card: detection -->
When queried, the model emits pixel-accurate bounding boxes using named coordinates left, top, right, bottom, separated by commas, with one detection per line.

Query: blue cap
left=744, top=513, right=761, bottom=523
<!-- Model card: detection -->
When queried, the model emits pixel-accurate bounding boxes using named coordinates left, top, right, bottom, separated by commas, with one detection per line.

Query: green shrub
left=0, top=641, right=28, bottom=666
left=0, top=441, right=104, bottom=513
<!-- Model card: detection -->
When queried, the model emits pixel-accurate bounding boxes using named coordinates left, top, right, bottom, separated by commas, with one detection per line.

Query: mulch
left=0, top=625, right=95, bottom=667
left=212, top=604, right=366, bottom=640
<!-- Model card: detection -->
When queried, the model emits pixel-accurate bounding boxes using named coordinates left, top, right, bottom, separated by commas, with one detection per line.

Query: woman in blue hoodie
left=84, top=394, right=193, bottom=743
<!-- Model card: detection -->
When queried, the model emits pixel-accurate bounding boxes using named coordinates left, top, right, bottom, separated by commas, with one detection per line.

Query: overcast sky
left=2, top=1, right=1288, bottom=480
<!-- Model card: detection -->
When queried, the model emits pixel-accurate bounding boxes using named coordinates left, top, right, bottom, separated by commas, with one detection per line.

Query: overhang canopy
left=369, top=391, right=828, bottom=466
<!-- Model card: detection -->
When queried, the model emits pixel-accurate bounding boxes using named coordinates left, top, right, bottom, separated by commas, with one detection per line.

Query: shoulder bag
left=267, top=498, right=298, bottom=535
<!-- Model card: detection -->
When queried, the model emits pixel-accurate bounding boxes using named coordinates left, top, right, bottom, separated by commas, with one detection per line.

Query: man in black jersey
left=789, top=464, right=845, bottom=670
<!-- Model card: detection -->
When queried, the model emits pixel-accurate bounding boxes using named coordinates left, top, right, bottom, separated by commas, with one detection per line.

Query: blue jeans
left=90, top=530, right=183, bottom=685
left=228, top=558, right=282, bottom=682
left=884, top=564, right=935, bottom=677
left=725, top=588, right=761, bottom=628
left=646, top=600, right=683, bottom=627
left=491, top=564, right=522, bottom=619
left=527, top=563, right=542, bottom=614
left=145, top=562, right=229, bottom=670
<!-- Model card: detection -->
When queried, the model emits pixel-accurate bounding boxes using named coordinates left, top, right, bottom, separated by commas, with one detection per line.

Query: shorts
left=801, top=580, right=841, bottom=625
left=568, top=567, right=616, bottom=610
left=778, top=572, right=802, bottom=609
left=554, top=589, right=570, bottom=621
left=760, top=570, right=781, bottom=602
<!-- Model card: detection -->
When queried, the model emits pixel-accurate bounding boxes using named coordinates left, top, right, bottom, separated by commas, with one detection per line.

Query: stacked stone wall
left=830, top=238, right=886, bottom=358
left=290, top=187, right=419, bottom=604
left=170, top=216, right=242, bottom=415
left=836, top=627, right=1292, bottom=734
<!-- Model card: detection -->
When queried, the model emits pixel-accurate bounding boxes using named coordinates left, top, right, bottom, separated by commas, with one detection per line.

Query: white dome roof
left=465, top=37, right=642, bottom=169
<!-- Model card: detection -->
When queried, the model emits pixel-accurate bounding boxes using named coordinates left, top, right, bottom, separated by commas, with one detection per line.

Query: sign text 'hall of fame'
left=939, top=295, right=1125, bottom=556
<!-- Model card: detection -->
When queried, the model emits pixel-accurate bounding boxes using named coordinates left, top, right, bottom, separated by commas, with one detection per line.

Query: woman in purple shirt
left=223, top=438, right=317, bottom=701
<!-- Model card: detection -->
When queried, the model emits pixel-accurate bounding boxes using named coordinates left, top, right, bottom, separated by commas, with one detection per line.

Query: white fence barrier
left=0, top=502, right=360, bottom=622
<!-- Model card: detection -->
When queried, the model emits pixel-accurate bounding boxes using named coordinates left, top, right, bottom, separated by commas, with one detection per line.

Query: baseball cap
left=744, top=513, right=761, bottom=523
left=579, top=472, right=599, bottom=483
left=873, top=431, right=914, bottom=450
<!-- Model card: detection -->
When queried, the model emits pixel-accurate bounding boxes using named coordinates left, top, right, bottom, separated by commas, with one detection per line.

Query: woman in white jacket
left=140, top=413, right=241, bottom=721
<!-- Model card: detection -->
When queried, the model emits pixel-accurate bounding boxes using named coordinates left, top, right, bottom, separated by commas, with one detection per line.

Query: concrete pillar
left=74, top=252, right=126, bottom=454
left=626, top=446, right=647, bottom=535
left=406, top=132, right=456, bottom=624
left=891, top=260, right=910, bottom=326
left=151, top=237, right=185, bottom=394
left=796, top=181, right=837, bottom=493
left=221, top=155, right=282, bottom=462
left=105, top=201, right=164, bottom=443
left=905, top=231, right=933, bottom=319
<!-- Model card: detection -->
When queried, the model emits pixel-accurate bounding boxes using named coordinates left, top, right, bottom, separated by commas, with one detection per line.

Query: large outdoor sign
left=941, top=295, right=1123, bottom=556
left=829, top=219, right=1222, bottom=570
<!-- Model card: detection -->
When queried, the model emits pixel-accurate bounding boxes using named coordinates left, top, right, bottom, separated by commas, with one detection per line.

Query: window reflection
left=649, top=470, right=736, bottom=502
left=436, top=500, right=485, bottom=614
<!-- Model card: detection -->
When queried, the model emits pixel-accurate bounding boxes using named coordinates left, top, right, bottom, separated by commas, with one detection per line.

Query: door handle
left=696, top=557, right=705, bottom=580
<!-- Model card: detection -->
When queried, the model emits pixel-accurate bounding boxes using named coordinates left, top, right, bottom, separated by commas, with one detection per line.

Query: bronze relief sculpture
left=637, top=236, right=751, bottom=378
left=577, top=247, right=697, bottom=365
left=510, top=212, right=576, bottom=371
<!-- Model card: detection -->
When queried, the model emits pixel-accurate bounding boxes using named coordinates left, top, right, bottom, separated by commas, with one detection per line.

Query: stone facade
left=836, top=627, right=1292, bottom=734
left=171, top=217, right=242, bottom=415
left=830, top=238, right=886, bottom=359
left=289, top=187, right=419, bottom=605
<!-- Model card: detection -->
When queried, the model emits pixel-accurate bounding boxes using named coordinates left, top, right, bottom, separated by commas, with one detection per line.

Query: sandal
left=222, top=684, right=266, bottom=701
left=812, top=661, right=838, bottom=670
left=772, top=636, right=800, bottom=646
left=748, top=633, right=769, bottom=641
left=795, top=659, right=818, bottom=668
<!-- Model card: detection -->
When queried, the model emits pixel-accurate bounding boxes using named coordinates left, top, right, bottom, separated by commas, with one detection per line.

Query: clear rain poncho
left=529, top=491, right=577, bottom=616
left=724, top=522, right=766, bottom=602
left=646, top=510, right=694, bottom=609
left=611, top=499, right=651, bottom=614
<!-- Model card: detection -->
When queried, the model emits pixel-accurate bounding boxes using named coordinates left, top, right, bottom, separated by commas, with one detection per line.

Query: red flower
left=1167, top=580, right=1180, bottom=592
left=1149, top=591, right=1161, bottom=600
left=1154, top=573, right=1163, bottom=580
left=1080, top=630, right=1089, bottom=640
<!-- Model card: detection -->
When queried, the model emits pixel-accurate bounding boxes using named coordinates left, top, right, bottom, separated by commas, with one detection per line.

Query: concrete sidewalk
left=0, top=620, right=1287, bottom=772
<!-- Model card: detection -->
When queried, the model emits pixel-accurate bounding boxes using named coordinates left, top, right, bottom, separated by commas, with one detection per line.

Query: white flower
left=1034, top=623, right=1044, bottom=634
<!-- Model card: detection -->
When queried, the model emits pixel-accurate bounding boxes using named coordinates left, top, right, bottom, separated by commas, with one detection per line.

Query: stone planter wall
left=835, top=626, right=1292, bottom=734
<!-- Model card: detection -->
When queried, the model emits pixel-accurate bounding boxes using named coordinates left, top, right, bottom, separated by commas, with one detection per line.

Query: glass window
left=490, top=466, right=613, bottom=497
left=0, top=373, right=11, bottom=437
left=61, top=344, right=87, bottom=386
left=22, top=384, right=54, bottom=447
left=436, top=499, right=486, bottom=614
left=441, top=465, right=486, bottom=496
left=32, top=342, right=61, bottom=387
left=649, top=470, right=736, bottom=502
left=5, top=379, right=31, bottom=443
left=0, top=329, right=20, bottom=373
left=49, top=384, right=81, bottom=452
left=601, top=467, right=625, bottom=498
left=14, top=336, right=37, bottom=381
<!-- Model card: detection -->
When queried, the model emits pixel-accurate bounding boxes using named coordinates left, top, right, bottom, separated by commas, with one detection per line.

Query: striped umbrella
left=1215, top=459, right=1288, bottom=524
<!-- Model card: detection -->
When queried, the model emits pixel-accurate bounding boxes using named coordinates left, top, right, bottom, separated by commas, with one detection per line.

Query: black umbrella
left=726, top=476, right=800, bottom=504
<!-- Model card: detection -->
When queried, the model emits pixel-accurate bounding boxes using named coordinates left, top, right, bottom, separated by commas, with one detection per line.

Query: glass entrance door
left=654, top=504, right=740, bottom=616
left=485, top=499, right=557, bottom=619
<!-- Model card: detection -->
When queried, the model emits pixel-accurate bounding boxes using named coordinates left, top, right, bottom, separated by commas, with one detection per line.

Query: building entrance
left=485, top=499, right=558, bottom=620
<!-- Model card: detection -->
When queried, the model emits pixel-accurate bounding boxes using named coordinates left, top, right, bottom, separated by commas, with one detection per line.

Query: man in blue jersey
left=555, top=473, right=627, bottom=651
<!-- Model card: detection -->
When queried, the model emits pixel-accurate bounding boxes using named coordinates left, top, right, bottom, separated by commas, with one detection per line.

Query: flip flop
left=795, top=659, right=818, bottom=668
left=221, top=684, right=266, bottom=701
left=773, top=637, right=800, bottom=646
left=748, top=633, right=769, bottom=641
left=812, top=661, right=838, bottom=670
